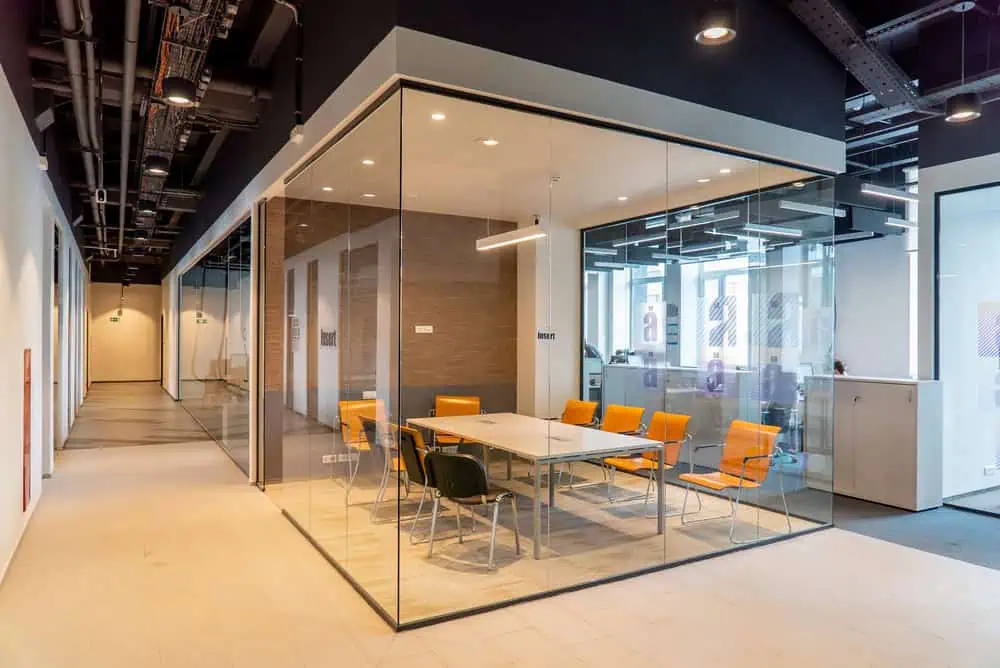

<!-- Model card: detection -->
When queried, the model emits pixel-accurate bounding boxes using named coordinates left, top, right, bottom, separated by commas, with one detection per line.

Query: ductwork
left=54, top=0, right=104, bottom=249
left=118, top=0, right=141, bottom=257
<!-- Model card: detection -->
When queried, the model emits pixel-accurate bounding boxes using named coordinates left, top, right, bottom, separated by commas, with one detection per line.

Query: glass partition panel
left=265, top=91, right=402, bottom=620
left=178, top=218, right=252, bottom=474
left=257, top=85, right=834, bottom=628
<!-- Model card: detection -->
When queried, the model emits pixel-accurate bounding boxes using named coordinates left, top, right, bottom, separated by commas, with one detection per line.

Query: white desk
left=407, top=413, right=664, bottom=558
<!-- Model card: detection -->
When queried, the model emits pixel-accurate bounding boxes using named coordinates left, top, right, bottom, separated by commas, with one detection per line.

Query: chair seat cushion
left=603, top=456, right=667, bottom=473
left=678, top=471, right=761, bottom=491
left=449, top=487, right=513, bottom=505
left=436, top=434, right=463, bottom=444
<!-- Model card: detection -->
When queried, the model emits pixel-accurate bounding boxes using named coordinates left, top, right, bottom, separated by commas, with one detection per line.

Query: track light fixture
left=945, top=92, right=982, bottom=123
left=136, top=200, right=157, bottom=217
left=143, top=155, right=170, bottom=176
left=695, top=1, right=737, bottom=46
left=945, top=6, right=981, bottom=123
left=163, top=77, right=197, bottom=107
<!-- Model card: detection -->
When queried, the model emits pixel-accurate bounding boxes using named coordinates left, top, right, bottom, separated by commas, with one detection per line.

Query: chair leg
left=643, top=469, right=654, bottom=517
left=456, top=504, right=463, bottom=544
left=427, top=495, right=440, bottom=558
left=488, top=501, right=500, bottom=570
left=369, top=452, right=391, bottom=522
left=408, top=485, right=429, bottom=545
left=510, top=496, right=521, bottom=556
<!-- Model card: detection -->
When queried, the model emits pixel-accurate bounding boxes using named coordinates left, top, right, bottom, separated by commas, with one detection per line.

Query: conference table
left=407, top=412, right=664, bottom=559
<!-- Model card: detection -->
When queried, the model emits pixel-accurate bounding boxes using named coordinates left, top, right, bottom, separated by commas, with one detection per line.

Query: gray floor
left=65, top=382, right=208, bottom=449
left=834, top=494, right=1000, bottom=572
left=945, top=488, right=1000, bottom=517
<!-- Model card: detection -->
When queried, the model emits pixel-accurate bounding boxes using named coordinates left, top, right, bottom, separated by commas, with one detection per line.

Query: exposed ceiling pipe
left=118, top=0, right=141, bottom=258
left=78, top=0, right=106, bottom=243
left=54, top=0, right=104, bottom=250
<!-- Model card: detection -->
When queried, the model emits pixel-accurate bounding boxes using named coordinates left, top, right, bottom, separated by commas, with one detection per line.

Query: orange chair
left=559, top=399, right=598, bottom=426
left=678, top=420, right=791, bottom=543
left=431, top=395, right=482, bottom=446
left=600, top=404, right=645, bottom=434
left=339, top=399, right=384, bottom=488
left=603, top=412, right=691, bottom=514
left=564, top=404, right=644, bottom=488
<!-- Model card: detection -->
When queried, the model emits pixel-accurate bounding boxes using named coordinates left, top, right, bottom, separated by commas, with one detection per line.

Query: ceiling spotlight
left=719, top=168, right=731, bottom=174
left=792, top=181, right=806, bottom=188
left=431, top=112, right=447, bottom=121
left=477, top=137, right=500, bottom=147
left=322, top=186, right=333, bottom=192
left=695, top=1, right=737, bottom=46
left=361, top=158, right=375, bottom=166
left=945, top=92, right=982, bottom=123
left=297, top=223, right=309, bottom=228
left=697, top=178, right=711, bottom=184
left=162, top=77, right=197, bottom=107
left=362, top=193, right=376, bottom=198
left=144, top=155, right=169, bottom=176
left=617, top=196, right=629, bottom=201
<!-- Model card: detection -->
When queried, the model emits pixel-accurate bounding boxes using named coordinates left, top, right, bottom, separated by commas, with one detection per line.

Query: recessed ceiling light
left=297, top=223, right=309, bottom=228
left=617, top=196, right=629, bottom=202
left=697, top=178, right=711, bottom=184
left=362, top=193, right=376, bottom=198
left=431, top=112, right=447, bottom=121
left=792, top=182, right=806, bottom=188
left=361, top=159, right=375, bottom=166
left=477, top=137, right=500, bottom=147
left=695, top=2, right=737, bottom=45
left=322, top=186, right=333, bottom=192
left=719, top=168, right=731, bottom=174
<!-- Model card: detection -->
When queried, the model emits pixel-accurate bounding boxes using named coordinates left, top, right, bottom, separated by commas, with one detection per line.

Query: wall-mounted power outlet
left=985, top=464, right=998, bottom=477
left=321, top=454, right=336, bottom=465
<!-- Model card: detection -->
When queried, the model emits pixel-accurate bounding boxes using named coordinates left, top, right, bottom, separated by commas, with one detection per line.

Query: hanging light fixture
left=695, top=1, right=737, bottom=46
left=135, top=200, right=157, bottom=217
left=144, top=155, right=170, bottom=176
left=162, top=77, right=197, bottom=108
left=476, top=215, right=546, bottom=251
left=945, top=6, right=982, bottom=123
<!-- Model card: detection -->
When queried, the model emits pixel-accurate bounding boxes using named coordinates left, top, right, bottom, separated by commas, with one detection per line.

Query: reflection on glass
left=259, top=86, right=835, bottom=628
left=179, top=219, right=252, bottom=474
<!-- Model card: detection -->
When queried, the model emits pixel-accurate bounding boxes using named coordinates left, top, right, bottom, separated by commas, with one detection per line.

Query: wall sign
left=415, top=325, right=434, bottom=334
left=537, top=330, right=556, bottom=341
left=23, top=349, right=31, bottom=512
left=321, top=330, right=337, bottom=347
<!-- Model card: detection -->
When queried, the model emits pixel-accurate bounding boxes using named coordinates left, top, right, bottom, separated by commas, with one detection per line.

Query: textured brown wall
left=400, top=211, right=518, bottom=416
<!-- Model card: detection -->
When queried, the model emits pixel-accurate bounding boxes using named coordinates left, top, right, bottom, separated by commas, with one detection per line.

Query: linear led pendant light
left=778, top=200, right=847, bottom=218
left=946, top=6, right=982, bottom=123
left=861, top=183, right=919, bottom=203
left=476, top=217, right=546, bottom=251
left=885, top=217, right=918, bottom=229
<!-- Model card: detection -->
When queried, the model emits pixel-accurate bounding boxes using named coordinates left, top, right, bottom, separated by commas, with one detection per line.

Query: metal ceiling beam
left=789, top=0, right=922, bottom=110
left=865, top=0, right=972, bottom=43
left=29, top=44, right=271, bottom=100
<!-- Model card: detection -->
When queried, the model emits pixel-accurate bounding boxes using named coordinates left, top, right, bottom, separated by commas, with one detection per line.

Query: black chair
left=359, top=415, right=407, bottom=522
left=424, top=452, right=520, bottom=570
left=397, top=426, right=436, bottom=544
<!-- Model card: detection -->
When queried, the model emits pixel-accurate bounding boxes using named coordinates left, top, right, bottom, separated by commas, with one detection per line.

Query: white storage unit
left=807, top=377, right=943, bottom=511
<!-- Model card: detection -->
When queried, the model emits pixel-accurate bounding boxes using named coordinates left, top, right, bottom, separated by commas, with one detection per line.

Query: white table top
left=407, top=412, right=660, bottom=463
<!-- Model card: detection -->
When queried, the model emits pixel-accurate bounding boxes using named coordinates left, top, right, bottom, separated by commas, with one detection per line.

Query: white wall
left=284, top=220, right=396, bottom=425
left=179, top=282, right=228, bottom=383
left=161, top=277, right=179, bottom=398
left=0, top=63, right=86, bottom=583
left=89, top=283, right=162, bottom=382
left=834, top=234, right=911, bottom=379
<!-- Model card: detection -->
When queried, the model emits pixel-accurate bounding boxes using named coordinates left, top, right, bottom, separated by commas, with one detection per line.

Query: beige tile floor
left=266, top=453, right=817, bottom=623
left=3, top=387, right=1000, bottom=666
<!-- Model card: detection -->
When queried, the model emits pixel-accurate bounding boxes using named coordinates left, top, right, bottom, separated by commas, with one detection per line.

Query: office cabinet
left=831, top=378, right=942, bottom=511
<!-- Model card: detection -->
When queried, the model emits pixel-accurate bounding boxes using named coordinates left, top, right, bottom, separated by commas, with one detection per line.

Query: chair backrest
left=643, top=412, right=691, bottom=466
left=435, top=395, right=481, bottom=417
left=397, top=426, right=431, bottom=488
left=601, top=404, right=644, bottom=434
left=425, top=452, right=487, bottom=500
left=339, top=399, right=384, bottom=445
left=561, top=399, right=598, bottom=426
left=358, top=415, right=380, bottom=452
left=720, top=420, right=781, bottom=482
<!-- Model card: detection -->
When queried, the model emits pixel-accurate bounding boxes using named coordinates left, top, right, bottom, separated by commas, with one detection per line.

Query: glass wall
left=179, top=219, right=252, bottom=473
left=939, top=183, right=1000, bottom=516
left=260, top=86, right=835, bottom=627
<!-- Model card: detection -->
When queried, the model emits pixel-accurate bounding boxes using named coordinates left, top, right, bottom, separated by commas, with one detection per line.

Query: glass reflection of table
left=407, top=413, right=663, bottom=559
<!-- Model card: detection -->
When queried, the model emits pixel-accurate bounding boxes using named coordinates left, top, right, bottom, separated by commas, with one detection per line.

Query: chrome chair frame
left=679, top=444, right=791, bottom=544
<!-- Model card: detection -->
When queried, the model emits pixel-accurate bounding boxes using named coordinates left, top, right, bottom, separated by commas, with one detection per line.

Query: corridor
left=1, top=383, right=1000, bottom=667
